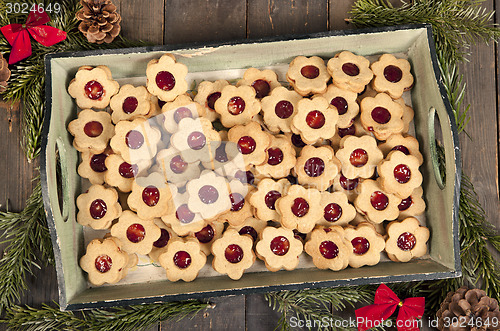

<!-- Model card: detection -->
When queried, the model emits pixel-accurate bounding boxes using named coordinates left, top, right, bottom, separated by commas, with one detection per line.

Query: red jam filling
left=324, top=203, right=342, bottom=222
left=176, top=204, right=195, bottom=223
left=291, top=197, right=309, bottom=217
left=170, top=155, right=188, bottom=174
left=225, top=244, right=244, bottom=263
left=173, top=251, right=192, bottom=269
left=142, top=185, right=160, bottom=207
left=270, top=236, right=290, bottom=256
left=339, top=174, right=359, bottom=191
left=119, top=162, right=138, bottom=179
left=293, top=229, right=307, bottom=242
left=267, top=148, right=284, bottom=166
left=84, top=80, right=104, bottom=100
left=234, top=170, right=255, bottom=185
left=349, top=148, right=368, bottom=167
left=156, top=71, right=176, bottom=91
left=84, top=121, right=103, bottom=137
left=195, top=225, right=215, bottom=243
left=252, top=79, right=271, bottom=98
left=331, top=97, right=348, bottom=115
left=198, top=185, right=219, bottom=204
left=397, top=232, right=416, bottom=251
left=122, top=96, right=138, bottom=114
left=319, top=240, right=339, bottom=259
left=338, top=124, right=356, bottom=138
left=207, top=92, right=221, bottom=110
left=392, top=145, right=410, bottom=155
left=398, top=196, right=413, bottom=211
left=214, top=144, right=229, bottom=163
left=237, top=136, right=256, bottom=155
left=371, top=107, right=391, bottom=124
left=90, top=199, right=107, bottom=219
left=230, top=193, right=245, bottom=212
left=239, top=226, right=258, bottom=242
left=125, top=130, right=144, bottom=149
left=352, top=237, right=370, bottom=255
left=126, top=223, right=146, bottom=243
left=153, top=229, right=170, bottom=248
left=187, top=131, right=206, bottom=150
left=275, top=100, right=294, bottom=119
left=304, top=157, right=325, bottom=177
left=300, top=65, right=320, bottom=79
left=173, top=107, right=193, bottom=123
left=291, top=133, right=306, bottom=148
left=228, top=96, right=246, bottom=115
left=370, top=191, right=389, bottom=210
left=342, top=63, right=360, bottom=76
left=94, top=254, right=112, bottom=273
left=394, top=164, right=412, bottom=184
left=90, top=153, right=107, bottom=173
left=384, top=65, right=403, bottom=83
left=264, top=190, right=281, bottom=210
left=306, top=110, right=325, bottom=129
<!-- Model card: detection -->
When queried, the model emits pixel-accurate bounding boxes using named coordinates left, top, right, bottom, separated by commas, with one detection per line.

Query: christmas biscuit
left=343, top=222, right=385, bottom=268
left=249, top=178, right=291, bottom=222
left=319, top=84, right=359, bottom=128
left=156, top=147, right=201, bottom=187
left=332, top=172, right=363, bottom=203
left=354, top=179, right=401, bottom=224
left=228, top=216, right=268, bottom=244
left=76, top=184, right=122, bottom=230
left=378, top=134, right=423, bottom=166
left=146, top=53, right=188, bottom=102
left=304, top=226, right=351, bottom=271
left=186, top=170, right=232, bottom=220
left=68, top=109, right=114, bottom=154
left=291, top=96, right=338, bottom=144
left=255, top=226, right=303, bottom=272
left=104, top=154, right=151, bottom=193
left=255, top=135, right=296, bottom=179
left=189, top=221, right=225, bottom=256
left=211, top=229, right=256, bottom=280
left=261, top=86, right=303, bottom=133
left=377, top=150, right=423, bottom=199
left=327, top=51, right=373, bottom=93
left=397, top=186, right=426, bottom=220
left=286, top=56, right=330, bottom=96
left=237, top=67, right=281, bottom=99
left=158, top=238, right=207, bottom=282
left=161, top=94, right=206, bottom=134
left=317, top=191, right=356, bottom=227
left=214, top=85, right=261, bottom=128
left=194, top=80, right=229, bottom=122
left=161, top=192, right=206, bottom=236
left=294, top=145, right=341, bottom=191
left=218, top=180, right=253, bottom=227
left=109, top=84, right=152, bottom=124
left=370, top=54, right=414, bottom=99
left=127, top=172, right=174, bottom=220
left=148, top=219, right=179, bottom=262
left=275, top=184, right=322, bottom=233
left=385, top=217, right=429, bottom=262
left=330, top=117, right=371, bottom=150
left=228, top=121, right=272, bottom=167
left=335, top=135, right=383, bottom=179
left=68, top=65, right=120, bottom=109
left=360, top=92, right=404, bottom=141
left=394, top=97, right=414, bottom=134
left=78, top=147, right=112, bottom=185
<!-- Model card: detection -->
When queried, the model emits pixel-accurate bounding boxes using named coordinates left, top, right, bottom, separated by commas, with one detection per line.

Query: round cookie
left=228, top=121, right=272, bottom=167
left=398, top=186, right=426, bottom=219
left=317, top=191, right=356, bottom=227
left=255, top=134, right=296, bottom=179
left=78, top=148, right=112, bottom=185
left=294, top=145, right=341, bottom=191
left=360, top=92, right=404, bottom=141
left=249, top=178, right=291, bottom=222
left=377, top=150, right=423, bottom=199
left=319, top=84, right=359, bottom=128
left=291, top=96, right=338, bottom=144
left=160, top=94, right=206, bottom=134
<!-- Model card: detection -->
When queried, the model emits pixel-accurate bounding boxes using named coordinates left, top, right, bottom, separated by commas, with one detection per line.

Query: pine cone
left=76, top=0, right=121, bottom=44
left=0, top=52, right=11, bottom=93
left=436, top=287, right=500, bottom=331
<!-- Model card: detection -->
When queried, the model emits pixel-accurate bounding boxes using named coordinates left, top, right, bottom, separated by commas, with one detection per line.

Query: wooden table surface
left=1, top=0, right=498, bottom=330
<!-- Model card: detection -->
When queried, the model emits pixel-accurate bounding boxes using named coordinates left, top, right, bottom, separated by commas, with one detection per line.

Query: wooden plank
left=329, top=0, right=355, bottom=30
left=246, top=293, right=284, bottom=331
left=247, top=0, right=328, bottom=38
left=163, top=0, right=247, bottom=44
left=118, top=0, right=165, bottom=45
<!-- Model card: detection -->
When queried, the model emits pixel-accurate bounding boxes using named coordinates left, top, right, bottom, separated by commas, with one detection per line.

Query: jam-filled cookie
left=68, top=65, right=120, bottom=109
left=110, top=118, right=161, bottom=163
left=214, top=85, right=261, bottom=127
left=332, top=172, right=363, bottom=203
left=186, top=170, right=232, bottom=220
left=104, top=154, right=150, bottom=192
left=255, top=226, right=303, bottom=272
left=291, top=97, right=339, bottom=144
left=78, top=148, right=112, bottom=185
left=211, top=229, right=256, bottom=280
left=146, top=53, right=188, bottom=102
left=335, top=135, right=383, bottom=179
left=385, top=217, right=429, bottom=262
left=109, top=85, right=152, bottom=124
left=286, top=56, right=330, bottom=96
left=360, top=93, right=404, bottom=140
left=294, top=145, right=341, bottom=191
left=398, top=186, right=426, bottom=219
left=68, top=109, right=114, bottom=154
left=317, top=191, right=356, bottom=227
left=161, top=94, right=206, bottom=134
left=354, top=179, right=401, bottom=224
left=127, top=172, right=174, bottom=220
left=218, top=180, right=253, bottom=226
left=161, top=192, right=206, bottom=236
left=148, top=220, right=179, bottom=262
left=190, top=221, right=225, bottom=256
left=378, top=134, right=423, bottom=165
left=228, top=121, right=272, bottom=166
left=76, top=184, right=122, bottom=230
left=110, top=210, right=162, bottom=255
left=330, top=117, right=371, bottom=150
left=156, top=147, right=201, bottom=187
left=158, top=238, right=207, bottom=282
left=377, top=151, right=423, bottom=199
left=249, top=178, right=290, bottom=221
left=237, top=67, right=281, bottom=99
left=194, top=80, right=229, bottom=122
left=394, top=98, right=414, bottom=134
left=343, top=222, right=385, bottom=268
left=304, top=226, right=352, bottom=271
left=327, top=51, right=373, bottom=94
left=228, top=216, right=268, bottom=244
left=275, top=184, right=322, bottom=233
left=261, top=86, right=303, bottom=133
left=202, top=139, right=245, bottom=178
left=320, top=83, right=359, bottom=128
left=371, top=54, right=414, bottom=99
left=285, top=132, right=308, bottom=156
left=255, top=135, right=296, bottom=179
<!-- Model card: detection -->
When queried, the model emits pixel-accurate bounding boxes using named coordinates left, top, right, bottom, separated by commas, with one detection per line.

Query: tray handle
left=54, top=137, right=70, bottom=221
left=427, top=106, right=447, bottom=189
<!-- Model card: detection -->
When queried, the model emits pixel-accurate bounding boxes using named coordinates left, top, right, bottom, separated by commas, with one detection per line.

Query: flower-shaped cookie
left=249, top=178, right=290, bottom=221
left=127, top=172, right=174, bottom=220
left=68, top=109, right=114, bottom=154
left=211, top=229, right=256, bottom=280
left=354, top=179, right=401, bottom=224
left=378, top=151, right=423, bottom=199
left=398, top=186, right=426, bottom=220
left=76, top=184, right=122, bottom=230
left=170, top=117, right=221, bottom=163
left=371, top=54, right=414, bottom=99
left=158, top=238, right=207, bottom=282
left=68, top=65, right=119, bottom=109
left=156, top=147, right=201, bottom=187
left=161, top=94, right=206, bottom=133
left=378, top=134, right=423, bottom=165
left=294, top=145, right=341, bottom=191
left=237, top=67, right=281, bottom=99
left=332, top=172, right=363, bottom=203
left=360, top=93, right=404, bottom=140
left=146, top=53, right=188, bottom=102
left=109, top=85, right=152, bottom=123
left=385, top=217, right=429, bottom=262
left=255, top=135, right=296, bottom=179
left=194, top=80, right=229, bottom=121
left=327, top=51, right=373, bottom=93
left=394, top=98, right=414, bottom=134
left=304, top=226, right=352, bottom=271
left=255, top=226, right=303, bottom=272
left=228, top=121, right=272, bottom=166
left=335, top=135, right=383, bottom=179
left=261, top=86, right=303, bottom=133
left=218, top=180, right=253, bottom=226
left=110, top=210, right=162, bottom=255
left=330, top=117, right=371, bottom=150
left=214, top=85, right=261, bottom=128
left=110, top=118, right=161, bottom=163
left=161, top=192, right=206, bottom=236
left=190, top=221, right=225, bottom=256
left=78, top=148, right=112, bottom=185
left=104, top=154, right=151, bottom=192
left=319, top=84, right=359, bottom=128
left=148, top=219, right=179, bottom=262
left=80, top=237, right=132, bottom=286
left=286, top=56, right=330, bottom=96
left=343, top=222, right=385, bottom=268
left=228, top=216, right=268, bottom=244
left=291, top=97, right=338, bottom=144
left=186, top=170, right=231, bottom=220
left=317, top=191, right=356, bottom=227
left=275, top=184, right=322, bottom=233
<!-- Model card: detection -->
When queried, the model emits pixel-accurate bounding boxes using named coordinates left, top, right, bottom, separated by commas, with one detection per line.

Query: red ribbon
left=0, top=7, right=66, bottom=64
left=355, top=284, right=425, bottom=331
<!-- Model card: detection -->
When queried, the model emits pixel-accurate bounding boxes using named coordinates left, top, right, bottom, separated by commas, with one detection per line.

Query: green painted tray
left=41, top=24, right=461, bottom=310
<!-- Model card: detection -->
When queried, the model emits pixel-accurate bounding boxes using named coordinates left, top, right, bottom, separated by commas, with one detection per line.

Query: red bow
left=355, top=284, right=425, bottom=331
left=0, top=7, right=66, bottom=64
